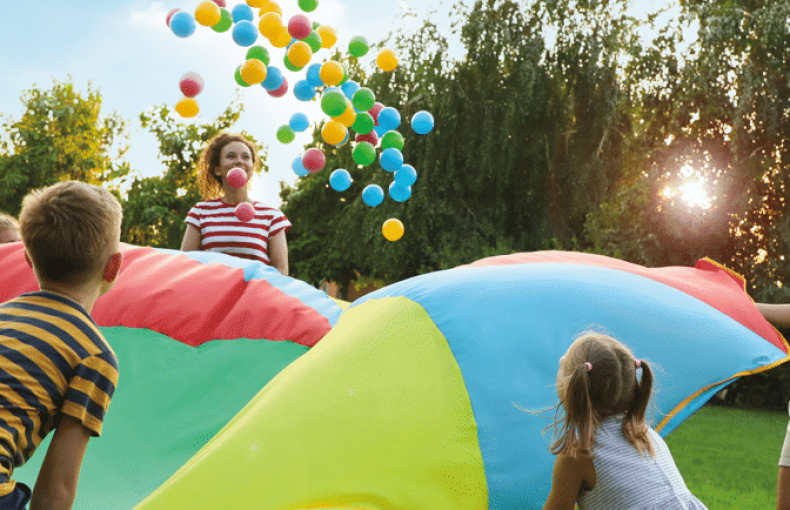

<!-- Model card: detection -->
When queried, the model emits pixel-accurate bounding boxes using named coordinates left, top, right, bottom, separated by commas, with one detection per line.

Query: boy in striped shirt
left=0, top=181, right=123, bottom=510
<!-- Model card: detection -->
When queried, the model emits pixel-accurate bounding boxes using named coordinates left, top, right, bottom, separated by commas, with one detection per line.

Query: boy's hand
left=30, top=416, right=91, bottom=510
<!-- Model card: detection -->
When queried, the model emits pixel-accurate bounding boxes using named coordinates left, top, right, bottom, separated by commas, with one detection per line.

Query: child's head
left=551, top=331, right=654, bottom=457
left=197, top=132, right=259, bottom=199
left=0, top=213, right=21, bottom=244
left=19, top=181, right=123, bottom=289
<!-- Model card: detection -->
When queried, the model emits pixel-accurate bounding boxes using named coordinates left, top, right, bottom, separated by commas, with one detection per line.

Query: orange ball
left=319, top=61, right=344, bottom=86
left=240, top=59, right=268, bottom=85
left=269, top=26, right=291, bottom=48
left=382, top=219, right=404, bottom=241
left=247, top=0, right=268, bottom=7
left=316, top=25, right=337, bottom=48
left=321, top=120, right=348, bottom=146
left=194, top=1, right=221, bottom=26
left=175, top=97, right=199, bottom=118
left=258, top=12, right=283, bottom=39
left=287, top=41, right=313, bottom=68
left=259, top=0, right=282, bottom=16
left=376, top=48, right=399, bottom=72
left=332, top=102, right=357, bottom=128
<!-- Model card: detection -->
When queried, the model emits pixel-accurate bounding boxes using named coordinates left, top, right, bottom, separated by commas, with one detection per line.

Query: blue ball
left=380, top=147, right=404, bottom=173
left=362, top=184, right=384, bottom=207
left=170, top=11, right=196, bottom=38
left=292, top=156, right=309, bottom=177
left=231, top=4, right=254, bottom=23
left=335, top=132, right=349, bottom=148
left=232, top=20, right=258, bottom=47
left=411, top=110, right=435, bottom=134
left=306, top=63, right=324, bottom=88
left=374, top=124, right=387, bottom=137
left=341, top=80, right=360, bottom=100
left=329, top=169, right=353, bottom=192
left=294, top=80, right=316, bottom=101
left=289, top=112, right=310, bottom=132
left=394, top=164, right=417, bottom=187
left=377, top=107, right=401, bottom=131
left=389, top=182, right=412, bottom=203
left=261, top=66, right=284, bottom=91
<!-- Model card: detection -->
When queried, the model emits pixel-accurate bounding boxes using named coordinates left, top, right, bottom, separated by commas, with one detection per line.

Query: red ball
left=301, top=148, right=326, bottom=173
left=355, top=131, right=379, bottom=146
left=179, top=72, right=204, bottom=98
left=235, top=202, right=256, bottom=222
left=211, top=0, right=226, bottom=6
left=368, top=102, right=385, bottom=125
left=267, top=76, right=288, bottom=98
left=226, top=167, right=248, bottom=188
left=166, top=8, right=180, bottom=27
left=287, top=14, right=312, bottom=40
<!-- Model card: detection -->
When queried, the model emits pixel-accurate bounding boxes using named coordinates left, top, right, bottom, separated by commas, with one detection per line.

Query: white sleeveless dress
left=577, top=416, right=708, bottom=510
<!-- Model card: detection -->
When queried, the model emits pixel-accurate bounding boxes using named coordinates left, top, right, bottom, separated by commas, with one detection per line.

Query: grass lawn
left=665, top=403, right=786, bottom=509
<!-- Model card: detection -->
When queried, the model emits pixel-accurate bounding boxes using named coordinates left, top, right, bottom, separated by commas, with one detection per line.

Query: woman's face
left=215, top=141, right=254, bottom=183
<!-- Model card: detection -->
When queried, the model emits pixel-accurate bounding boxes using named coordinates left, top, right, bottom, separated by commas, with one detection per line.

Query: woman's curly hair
left=196, top=132, right=259, bottom=199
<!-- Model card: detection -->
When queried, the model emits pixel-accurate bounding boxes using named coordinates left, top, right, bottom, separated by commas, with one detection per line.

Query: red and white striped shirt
left=185, top=199, right=292, bottom=265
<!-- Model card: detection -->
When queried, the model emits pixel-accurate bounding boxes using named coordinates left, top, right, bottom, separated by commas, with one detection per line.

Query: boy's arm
left=30, top=416, right=91, bottom=510
left=758, top=303, right=790, bottom=328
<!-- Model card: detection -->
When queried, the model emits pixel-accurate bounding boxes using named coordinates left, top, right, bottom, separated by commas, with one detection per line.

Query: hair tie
left=584, top=362, right=592, bottom=372
left=635, top=360, right=642, bottom=369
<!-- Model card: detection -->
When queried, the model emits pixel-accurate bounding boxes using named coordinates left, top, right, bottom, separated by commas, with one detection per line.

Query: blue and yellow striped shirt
left=0, top=292, right=118, bottom=496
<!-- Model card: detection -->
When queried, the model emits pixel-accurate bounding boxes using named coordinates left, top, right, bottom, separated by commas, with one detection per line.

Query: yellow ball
left=258, top=12, right=283, bottom=39
left=175, top=97, right=199, bottom=118
left=382, top=219, right=404, bottom=242
left=320, top=61, right=344, bottom=86
left=316, top=25, right=337, bottom=48
left=194, top=1, right=221, bottom=27
left=376, top=48, right=399, bottom=72
left=240, top=59, right=268, bottom=85
left=269, top=26, right=292, bottom=48
left=321, top=120, right=348, bottom=146
left=287, top=41, right=313, bottom=68
left=332, top=102, right=357, bottom=128
left=260, top=0, right=282, bottom=16
left=247, top=0, right=268, bottom=7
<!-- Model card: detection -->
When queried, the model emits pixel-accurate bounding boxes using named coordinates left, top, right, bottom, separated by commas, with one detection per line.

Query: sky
left=1, top=0, right=458, bottom=208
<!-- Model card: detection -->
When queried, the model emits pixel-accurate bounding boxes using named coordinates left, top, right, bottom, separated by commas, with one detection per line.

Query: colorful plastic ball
left=394, top=164, right=417, bottom=187
left=195, top=1, right=222, bottom=26
left=320, top=89, right=347, bottom=117
left=338, top=63, right=349, bottom=86
left=234, top=66, right=251, bottom=87
left=411, top=110, right=435, bottom=135
left=246, top=46, right=270, bottom=65
left=334, top=132, right=349, bottom=148
left=179, top=72, right=204, bottom=98
left=362, top=184, right=384, bottom=207
left=302, top=148, right=326, bottom=173
left=388, top=182, right=412, bottom=203
left=211, top=8, right=233, bottom=32
left=283, top=54, right=304, bottom=72
left=380, top=130, right=404, bottom=151
left=376, top=48, right=399, bottom=72
left=378, top=107, right=401, bottom=131
left=292, top=156, right=309, bottom=177
left=306, top=63, right=324, bottom=88
left=232, top=20, right=258, bottom=46
left=333, top=104, right=357, bottom=128
left=270, top=28, right=292, bottom=48
left=240, top=59, right=267, bottom=84
left=211, top=0, right=227, bottom=6
left=382, top=218, right=405, bottom=241
left=226, top=168, right=248, bottom=188
left=259, top=0, right=282, bottom=16
left=304, top=31, right=322, bottom=53
left=352, top=141, right=376, bottom=166
left=321, top=121, right=348, bottom=146
left=260, top=66, right=283, bottom=91
left=341, top=80, right=359, bottom=100
left=355, top=130, right=378, bottom=146
left=348, top=36, right=369, bottom=57
left=246, top=0, right=268, bottom=7
left=319, top=61, right=344, bottom=86
left=380, top=147, right=404, bottom=173
left=267, top=76, right=289, bottom=97
left=235, top=202, right=256, bottom=222
left=329, top=169, right=352, bottom=192
left=288, top=14, right=312, bottom=40
left=175, top=97, right=199, bottom=118
left=316, top=25, right=337, bottom=48
left=258, top=12, right=283, bottom=39
left=373, top=124, right=388, bottom=137
left=170, top=11, right=196, bottom=38
left=351, top=88, right=375, bottom=112
left=352, top=112, right=375, bottom=135
left=276, top=125, right=296, bottom=144
left=231, top=4, right=254, bottom=22
left=289, top=112, right=310, bottom=132
left=368, top=102, right=385, bottom=124
left=166, top=8, right=180, bottom=27
left=298, top=0, right=319, bottom=12
left=293, top=80, right=315, bottom=101
left=287, top=41, right=312, bottom=68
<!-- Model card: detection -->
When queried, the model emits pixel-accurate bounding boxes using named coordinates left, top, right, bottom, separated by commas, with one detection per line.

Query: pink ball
left=267, top=76, right=289, bottom=98
left=368, top=102, right=385, bottom=124
left=355, top=131, right=379, bottom=146
left=166, top=8, right=181, bottom=27
left=211, top=0, right=226, bottom=6
left=179, top=72, right=204, bottom=98
left=301, top=148, right=326, bottom=173
left=235, top=202, right=256, bottom=222
left=226, top=167, right=248, bottom=188
left=288, top=14, right=312, bottom=40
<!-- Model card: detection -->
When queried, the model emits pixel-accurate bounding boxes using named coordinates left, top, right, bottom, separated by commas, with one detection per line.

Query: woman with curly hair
left=180, top=132, right=291, bottom=275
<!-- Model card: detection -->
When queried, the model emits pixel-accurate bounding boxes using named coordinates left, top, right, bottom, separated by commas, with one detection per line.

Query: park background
left=1, top=0, right=789, bottom=506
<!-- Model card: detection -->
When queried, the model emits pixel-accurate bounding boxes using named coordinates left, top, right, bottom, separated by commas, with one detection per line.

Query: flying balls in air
left=321, top=121, right=348, bottom=146
left=260, top=0, right=282, bottom=16
left=380, top=130, right=404, bottom=150
left=382, top=218, right=405, bottom=241
left=289, top=112, right=310, bottom=132
left=293, top=80, right=316, bottom=101
left=388, top=182, right=412, bottom=203
left=292, top=156, right=309, bottom=177
left=287, top=41, right=313, bottom=68
left=352, top=112, right=375, bottom=135
left=240, top=59, right=267, bottom=85
left=211, top=8, right=233, bottom=32
left=231, top=3, right=254, bottom=22
left=298, top=0, right=319, bottom=12
left=378, top=107, right=401, bottom=131
left=368, top=102, right=385, bottom=124
left=234, top=66, right=251, bottom=87
left=411, top=110, right=435, bottom=134
left=276, top=125, right=296, bottom=144
left=304, top=31, right=322, bottom=53
left=352, top=141, right=376, bottom=166
left=352, top=87, right=375, bottom=112
left=302, top=148, right=326, bottom=173
left=175, top=97, right=199, bottom=118
left=341, top=80, right=360, bottom=100
left=362, top=184, right=384, bottom=207
left=261, top=65, right=283, bottom=91
left=348, top=36, right=369, bottom=57
left=316, top=25, right=336, bottom=48
left=235, top=202, right=256, bottom=222
left=170, top=11, right=196, bottom=38
left=321, top=89, right=347, bottom=117
left=319, top=61, right=344, bottom=86
left=232, top=20, right=258, bottom=46
left=179, top=72, right=204, bottom=98
left=195, top=1, right=221, bottom=26
left=332, top=104, right=357, bottom=128
left=376, top=48, right=399, bottom=72
left=306, top=63, right=324, bottom=88
left=329, top=169, right=352, bottom=192
left=355, top=130, right=378, bottom=147
left=247, top=45, right=270, bottom=66
left=246, top=0, right=268, bottom=7
left=267, top=76, right=289, bottom=97
left=288, top=14, right=312, bottom=40
left=380, top=147, right=404, bottom=173
left=166, top=8, right=180, bottom=27
left=258, top=12, right=283, bottom=39
left=269, top=27, right=292, bottom=48
left=226, top=168, right=248, bottom=189
left=394, top=164, right=417, bottom=187
left=211, top=0, right=227, bottom=6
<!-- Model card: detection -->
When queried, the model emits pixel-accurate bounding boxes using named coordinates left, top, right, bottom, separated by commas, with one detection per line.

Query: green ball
left=246, top=45, right=270, bottom=66
left=276, top=125, right=296, bottom=144
left=299, top=0, right=319, bottom=12
left=304, top=31, right=322, bottom=53
left=321, top=90, right=347, bottom=117
left=283, top=54, right=304, bottom=73
left=234, top=66, right=251, bottom=87
left=352, top=87, right=375, bottom=111
left=353, top=141, right=376, bottom=166
left=352, top=112, right=375, bottom=135
left=211, top=8, right=233, bottom=33
left=381, top=130, right=405, bottom=151
left=348, top=36, right=369, bottom=57
left=338, top=63, right=349, bottom=86
left=312, top=21, right=320, bottom=29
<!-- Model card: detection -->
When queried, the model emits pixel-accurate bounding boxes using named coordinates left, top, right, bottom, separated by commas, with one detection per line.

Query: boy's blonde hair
left=551, top=331, right=654, bottom=457
left=0, top=213, right=19, bottom=234
left=20, top=181, right=123, bottom=285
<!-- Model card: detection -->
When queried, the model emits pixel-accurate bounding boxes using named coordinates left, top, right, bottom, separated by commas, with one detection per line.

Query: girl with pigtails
left=542, top=332, right=708, bottom=510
